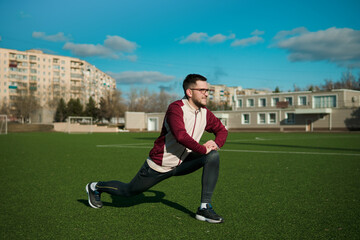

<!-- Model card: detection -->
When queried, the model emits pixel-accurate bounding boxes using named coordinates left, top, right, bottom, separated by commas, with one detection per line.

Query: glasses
left=190, top=88, right=210, bottom=94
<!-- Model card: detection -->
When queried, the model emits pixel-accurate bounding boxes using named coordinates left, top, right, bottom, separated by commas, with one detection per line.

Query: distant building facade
left=125, top=89, right=360, bottom=132
left=0, top=48, right=116, bottom=122
left=229, top=89, right=360, bottom=131
left=208, top=83, right=271, bottom=110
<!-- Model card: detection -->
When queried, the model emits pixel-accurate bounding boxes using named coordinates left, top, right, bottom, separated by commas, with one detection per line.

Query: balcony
left=9, top=61, right=18, bottom=68
left=70, top=61, right=83, bottom=69
left=70, top=73, right=83, bottom=81
left=70, top=86, right=83, bottom=92
left=30, top=86, right=37, bottom=91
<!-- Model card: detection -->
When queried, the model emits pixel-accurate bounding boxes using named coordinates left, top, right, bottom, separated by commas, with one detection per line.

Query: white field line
left=96, top=143, right=151, bottom=148
left=221, top=149, right=360, bottom=157
left=227, top=135, right=360, bottom=143
left=96, top=144, right=360, bottom=157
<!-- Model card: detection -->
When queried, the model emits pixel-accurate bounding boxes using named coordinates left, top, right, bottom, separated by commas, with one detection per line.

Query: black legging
left=96, top=150, right=219, bottom=203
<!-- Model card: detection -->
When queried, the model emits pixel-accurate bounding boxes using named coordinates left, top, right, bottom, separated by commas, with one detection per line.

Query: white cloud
left=179, top=32, right=235, bottom=44
left=32, top=32, right=71, bottom=42
left=273, top=27, right=308, bottom=40
left=104, top=35, right=138, bottom=53
left=63, top=42, right=117, bottom=58
left=208, top=33, right=235, bottom=43
left=108, top=71, right=175, bottom=85
left=251, top=29, right=265, bottom=36
left=231, top=35, right=264, bottom=47
left=61, top=35, right=139, bottom=60
left=180, top=32, right=209, bottom=43
left=273, top=27, right=360, bottom=67
left=126, top=55, right=138, bottom=62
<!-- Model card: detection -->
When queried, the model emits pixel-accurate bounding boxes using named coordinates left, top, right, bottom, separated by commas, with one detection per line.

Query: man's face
left=188, top=80, right=209, bottom=108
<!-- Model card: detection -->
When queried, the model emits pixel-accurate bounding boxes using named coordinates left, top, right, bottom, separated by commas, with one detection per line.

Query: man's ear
left=186, top=88, right=192, bottom=98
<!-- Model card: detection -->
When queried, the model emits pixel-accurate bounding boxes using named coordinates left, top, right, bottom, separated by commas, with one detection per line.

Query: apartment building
left=0, top=48, right=116, bottom=122
left=125, top=89, right=360, bottom=132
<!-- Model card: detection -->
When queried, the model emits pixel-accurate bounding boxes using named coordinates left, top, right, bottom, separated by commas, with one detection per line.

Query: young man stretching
left=86, top=74, right=228, bottom=223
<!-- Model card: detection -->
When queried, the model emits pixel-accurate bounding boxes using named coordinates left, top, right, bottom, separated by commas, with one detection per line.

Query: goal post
left=0, top=115, right=8, bottom=135
left=67, top=116, right=93, bottom=134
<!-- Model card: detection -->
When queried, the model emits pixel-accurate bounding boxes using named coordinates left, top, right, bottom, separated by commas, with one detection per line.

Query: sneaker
left=195, top=204, right=224, bottom=223
left=85, top=182, right=103, bottom=208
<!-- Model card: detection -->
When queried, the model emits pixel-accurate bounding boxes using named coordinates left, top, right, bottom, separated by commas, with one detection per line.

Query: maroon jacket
left=147, top=98, right=228, bottom=172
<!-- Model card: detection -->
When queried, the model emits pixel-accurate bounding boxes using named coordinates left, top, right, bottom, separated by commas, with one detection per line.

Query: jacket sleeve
left=166, top=103, right=207, bottom=154
left=205, top=109, right=228, bottom=148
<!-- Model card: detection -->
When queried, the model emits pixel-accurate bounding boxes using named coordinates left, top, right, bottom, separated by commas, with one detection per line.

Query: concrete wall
left=124, top=107, right=360, bottom=132
left=125, top=112, right=146, bottom=131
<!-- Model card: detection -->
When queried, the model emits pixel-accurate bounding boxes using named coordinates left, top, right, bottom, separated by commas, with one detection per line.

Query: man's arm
left=205, top=110, right=228, bottom=149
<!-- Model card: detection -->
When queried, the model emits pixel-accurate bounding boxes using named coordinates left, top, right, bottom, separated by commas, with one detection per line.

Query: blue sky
left=1, top=0, right=359, bottom=97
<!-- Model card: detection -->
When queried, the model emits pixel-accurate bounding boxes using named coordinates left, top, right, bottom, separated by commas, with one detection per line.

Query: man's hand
left=203, top=140, right=219, bottom=154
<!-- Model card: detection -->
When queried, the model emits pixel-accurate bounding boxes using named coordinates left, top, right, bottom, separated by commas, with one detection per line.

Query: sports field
left=1, top=132, right=359, bottom=239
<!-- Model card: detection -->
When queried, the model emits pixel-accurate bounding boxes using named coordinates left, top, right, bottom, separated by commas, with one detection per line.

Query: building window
left=298, top=96, right=307, bottom=106
left=271, top=97, right=279, bottom=106
left=268, top=113, right=276, bottom=124
left=247, top=99, right=254, bottom=107
left=258, top=113, right=266, bottom=124
left=238, top=99, right=242, bottom=108
left=242, top=113, right=250, bottom=124
left=285, top=112, right=295, bottom=124
left=285, top=97, right=293, bottom=106
left=259, top=98, right=266, bottom=107
left=313, top=95, right=336, bottom=108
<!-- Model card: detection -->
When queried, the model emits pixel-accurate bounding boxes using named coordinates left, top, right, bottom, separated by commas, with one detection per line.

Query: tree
left=99, top=90, right=127, bottom=122
left=54, top=98, right=67, bottom=122
left=67, top=98, right=83, bottom=117
left=127, top=88, right=151, bottom=112
left=345, top=107, right=360, bottom=130
left=321, top=79, right=334, bottom=91
left=127, top=87, right=178, bottom=113
left=84, top=97, right=99, bottom=121
left=206, top=100, right=232, bottom=111
left=13, top=92, right=40, bottom=123
left=273, top=86, right=280, bottom=93
left=293, top=84, right=301, bottom=92
left=99, top=97, right=108, bottom=122
left=0, top=101, right=10, bottom=115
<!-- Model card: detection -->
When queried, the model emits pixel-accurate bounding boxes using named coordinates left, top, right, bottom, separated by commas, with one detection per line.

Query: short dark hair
left=183, top=74, right=207, bottom=98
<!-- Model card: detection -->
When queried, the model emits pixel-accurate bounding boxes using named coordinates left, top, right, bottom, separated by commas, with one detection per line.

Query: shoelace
left=94, top=191, right=101, bottom=201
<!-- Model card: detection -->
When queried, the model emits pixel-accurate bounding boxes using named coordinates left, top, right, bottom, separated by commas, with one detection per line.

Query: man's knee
left=205, top=150, right=220, bottom=163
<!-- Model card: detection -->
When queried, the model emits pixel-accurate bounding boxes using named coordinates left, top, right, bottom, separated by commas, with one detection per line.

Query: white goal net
left=67, top=116, right=93, bottom=134
left=0, top=115, right=8, bottom=135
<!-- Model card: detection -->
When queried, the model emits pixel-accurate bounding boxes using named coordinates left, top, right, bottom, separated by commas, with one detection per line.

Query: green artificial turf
left=0, top=132, right=359, bottom=239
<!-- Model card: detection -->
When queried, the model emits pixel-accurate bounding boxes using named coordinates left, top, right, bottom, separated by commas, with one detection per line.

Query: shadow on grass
left=78, top=190, right=194, bottom=217
left=227, top=141, right=360, bottom=152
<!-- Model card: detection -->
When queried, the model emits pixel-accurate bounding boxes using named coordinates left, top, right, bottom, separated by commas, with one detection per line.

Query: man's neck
left=188, top=98, right=200, bottom=110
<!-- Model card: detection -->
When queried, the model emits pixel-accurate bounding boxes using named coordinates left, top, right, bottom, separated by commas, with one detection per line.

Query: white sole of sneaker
left=195, top=214, right=223, bottom=223
left=85, top=183, right=100, bottom=209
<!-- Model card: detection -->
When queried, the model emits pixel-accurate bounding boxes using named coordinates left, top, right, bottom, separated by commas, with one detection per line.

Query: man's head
left=183, top=74, right=209, bottom=109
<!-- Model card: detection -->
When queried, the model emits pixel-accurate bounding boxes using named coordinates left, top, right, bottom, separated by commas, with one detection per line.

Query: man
left=86, top=74, right=228, bottom=223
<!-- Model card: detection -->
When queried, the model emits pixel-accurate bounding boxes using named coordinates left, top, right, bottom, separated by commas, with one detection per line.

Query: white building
left=0, top=48, right=116, bottom=123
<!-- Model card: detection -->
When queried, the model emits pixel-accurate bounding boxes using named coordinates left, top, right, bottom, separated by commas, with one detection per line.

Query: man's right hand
left=205, top=146, right=213, bottom=154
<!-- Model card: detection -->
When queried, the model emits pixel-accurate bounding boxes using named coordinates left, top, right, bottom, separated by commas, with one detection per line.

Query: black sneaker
left=86, top=182, right=103, bottom=208
left=195, top=204, right=224, bottom=223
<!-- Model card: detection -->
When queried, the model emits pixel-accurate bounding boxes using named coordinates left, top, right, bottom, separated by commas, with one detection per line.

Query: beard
left=192, top=97, right=207, bottom=108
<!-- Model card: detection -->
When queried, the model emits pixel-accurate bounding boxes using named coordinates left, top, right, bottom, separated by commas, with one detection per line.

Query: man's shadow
left=79, top=190, right=194, bottom=218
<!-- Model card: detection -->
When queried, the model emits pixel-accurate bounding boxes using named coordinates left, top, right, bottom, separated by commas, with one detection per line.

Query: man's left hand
left=203, top=140, right=219, bottom=151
